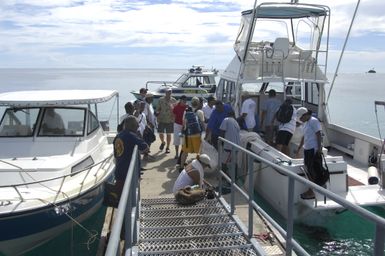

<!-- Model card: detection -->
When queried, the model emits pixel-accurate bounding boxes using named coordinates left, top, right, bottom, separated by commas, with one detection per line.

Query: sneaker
left=165, top=148, right=170, bottom=154
left=159, top=142, right=165, bottom=150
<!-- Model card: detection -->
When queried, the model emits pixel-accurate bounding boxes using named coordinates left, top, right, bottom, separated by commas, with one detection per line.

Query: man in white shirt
left=295, top=107, right=322, bottom=200
left=202, top=96, right=216, bottom=124
left=240, top=91, right=256, bottom=131
left=275, top=99, right=297, bottom=156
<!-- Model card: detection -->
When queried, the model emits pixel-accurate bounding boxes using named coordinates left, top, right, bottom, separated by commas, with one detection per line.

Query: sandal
left=159, top=142, right=165, bottom=150
left=165, top=148, right=170, bottom=154
left=300, top=193, right=315, bottom=200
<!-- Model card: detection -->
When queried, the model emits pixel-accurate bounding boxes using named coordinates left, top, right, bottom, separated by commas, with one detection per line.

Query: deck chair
left=272, top=37, right=289, bottom=60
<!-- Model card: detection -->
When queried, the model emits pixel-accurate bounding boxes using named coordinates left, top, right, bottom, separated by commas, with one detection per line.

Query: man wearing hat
left=172, top=154, right=211, bottom=194
left=240, top=91, right=257, bottom=131
left=295, top=107, right=322, bottom=199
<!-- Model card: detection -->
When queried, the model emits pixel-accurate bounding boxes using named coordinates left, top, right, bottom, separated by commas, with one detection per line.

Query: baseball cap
left=296, top=107, right=309, bottom=120
left=198, top=154, right=211, bottom=168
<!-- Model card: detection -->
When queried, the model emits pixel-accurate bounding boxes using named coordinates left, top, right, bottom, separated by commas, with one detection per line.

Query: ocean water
left=0, top=69, right=384, bottom=255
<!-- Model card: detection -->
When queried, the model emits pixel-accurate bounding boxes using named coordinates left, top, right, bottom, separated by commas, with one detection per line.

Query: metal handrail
left=105, top=146, right=140, bottom=256
left=218, top=136, right=385, bottom=256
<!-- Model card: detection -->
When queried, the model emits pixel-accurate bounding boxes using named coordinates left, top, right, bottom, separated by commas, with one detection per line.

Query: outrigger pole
left=326, top=0, right=361, bottom=105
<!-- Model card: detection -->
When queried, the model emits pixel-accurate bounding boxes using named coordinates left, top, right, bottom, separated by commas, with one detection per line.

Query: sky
left=0, top=0, right=384, bottom=73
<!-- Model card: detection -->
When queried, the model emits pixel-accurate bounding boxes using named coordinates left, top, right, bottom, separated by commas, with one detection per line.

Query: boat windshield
left=175, top=74, right=189, bottom=84
left=0, top=107, right=87, bottom=137
left=0, top=108, right=39, bottom=137
left=234, top=4, right=328, bottom=60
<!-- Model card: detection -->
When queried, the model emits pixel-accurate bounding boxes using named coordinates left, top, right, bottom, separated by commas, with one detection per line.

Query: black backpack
left=310, top=153, right=330, bottom=187
left=276, top=103, right=293, bottom=123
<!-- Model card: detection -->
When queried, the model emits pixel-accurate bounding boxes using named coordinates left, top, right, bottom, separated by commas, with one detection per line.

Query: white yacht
left=0, top=90, right=118, bottom=255
left=132, top=65, right=218, bottom=108
left=215, top=2, right=385, bottom=220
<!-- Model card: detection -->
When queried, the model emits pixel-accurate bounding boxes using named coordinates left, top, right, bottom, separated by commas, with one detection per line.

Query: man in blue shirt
left=114, top=116, right=149, bottom=193
left=205, top=100, right=233, bottom=149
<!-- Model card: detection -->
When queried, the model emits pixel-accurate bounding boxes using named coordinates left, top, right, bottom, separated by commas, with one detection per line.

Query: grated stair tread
left=138, top=197, right=259, bottom=255
left=139, top=233, right=250, bottom=252
left=138, top=246, right=258, bottom=255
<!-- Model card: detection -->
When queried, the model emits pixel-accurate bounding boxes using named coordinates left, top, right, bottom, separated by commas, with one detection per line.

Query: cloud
left=0, top=0, right=384, bottom=71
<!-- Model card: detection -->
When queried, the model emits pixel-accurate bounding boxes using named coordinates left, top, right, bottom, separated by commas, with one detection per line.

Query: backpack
left=185, top=111, right=202, bottom=135
left=276, top=103, right=293, bottom=123
left=309, top=153, right=330, bottom=186
left=175, top=186, right=206, bottom=205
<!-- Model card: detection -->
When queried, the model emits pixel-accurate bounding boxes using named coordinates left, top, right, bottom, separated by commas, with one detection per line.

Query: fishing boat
left=131, top=65, right=218, bottom=108
left=0, top=90, right=118, bottom=255
left=215, top=1, right=385, bottom=220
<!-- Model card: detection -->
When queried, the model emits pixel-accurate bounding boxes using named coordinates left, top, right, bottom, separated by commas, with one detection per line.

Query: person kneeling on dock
left=173, top=154, right=211, bottom=204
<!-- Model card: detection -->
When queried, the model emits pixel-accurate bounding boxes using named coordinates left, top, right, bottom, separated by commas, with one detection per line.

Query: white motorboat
left=0, top=90, right=118, bottom=255
left=132, top=65, right=218, bottom=108
left=215, top=1, right=385, bottom=221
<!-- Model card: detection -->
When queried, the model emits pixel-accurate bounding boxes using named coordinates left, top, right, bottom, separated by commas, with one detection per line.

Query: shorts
left=158, top=122, right=173, bottom=134
left=173, top=123, right=183, bottom=145
left=275, top=130, right=293, bottom=146
left=182, top=134, right=202, bottom=153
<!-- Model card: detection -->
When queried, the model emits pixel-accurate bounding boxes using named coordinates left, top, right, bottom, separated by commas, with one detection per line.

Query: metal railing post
left=286, top=177, right=295, bottom=255
left=218, top=141, right=223, bottom=197
left=248, top=154, right=254, bottom=239
left=374, top=224, right=385, bottom=255
left=230, top=144, right=236, bottom=215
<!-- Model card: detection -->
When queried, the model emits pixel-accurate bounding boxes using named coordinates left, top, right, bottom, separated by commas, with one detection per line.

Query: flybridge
left=241, top=3, right=329, bottom=19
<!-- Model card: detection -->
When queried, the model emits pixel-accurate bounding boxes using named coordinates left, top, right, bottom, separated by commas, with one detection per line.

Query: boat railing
left=0, top=154, right=113, bottom=203
left=217, top=136, right=385, bottom=256
left=105, top=146, right=140, bottom=256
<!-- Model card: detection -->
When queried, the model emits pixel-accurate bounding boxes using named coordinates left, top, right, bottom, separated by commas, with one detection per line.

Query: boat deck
left=98, top=139, right=285, bottom=255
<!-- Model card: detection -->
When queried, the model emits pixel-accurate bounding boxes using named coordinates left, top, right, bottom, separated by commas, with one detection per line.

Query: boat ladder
left=137, top=197, right=262, bottom=255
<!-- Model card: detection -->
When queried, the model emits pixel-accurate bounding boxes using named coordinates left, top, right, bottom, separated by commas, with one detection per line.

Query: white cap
left=198, top=154, right=211, bottom=168
left=296, top=107, right=308, bottom=120
left=165, top=87, right=172, bottom=92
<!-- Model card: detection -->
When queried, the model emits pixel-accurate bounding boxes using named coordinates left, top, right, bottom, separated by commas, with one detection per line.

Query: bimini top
left=0, top=90, right=119, bottom=107
left=242, top=3, right=329, bottom=19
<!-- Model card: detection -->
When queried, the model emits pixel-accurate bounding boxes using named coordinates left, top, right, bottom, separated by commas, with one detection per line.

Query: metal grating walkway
left=137, top=197, right=260, bottom=255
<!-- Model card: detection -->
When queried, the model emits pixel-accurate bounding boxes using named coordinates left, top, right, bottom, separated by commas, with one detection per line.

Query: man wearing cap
left=295, top=107, right=322, bottom=199
left=156, top=88, right=177, bottom=153
left=172, top=154, right=211, bottom=194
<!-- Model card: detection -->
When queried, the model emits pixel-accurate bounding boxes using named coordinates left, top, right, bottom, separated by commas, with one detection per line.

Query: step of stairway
left=138, top=245, right=258, bottom=255
left=138, top=197, right=259, bottom=255
left=139, top=233, right=251, bottom=252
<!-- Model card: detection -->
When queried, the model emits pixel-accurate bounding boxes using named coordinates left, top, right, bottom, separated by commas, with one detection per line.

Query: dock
left=97, top=138, right=286, bottom=255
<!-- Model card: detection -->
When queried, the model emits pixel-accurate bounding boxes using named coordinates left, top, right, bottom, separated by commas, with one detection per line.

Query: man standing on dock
left=113, top=116, right=149, bottom=194
left=156, top=88, right=177, bottom=154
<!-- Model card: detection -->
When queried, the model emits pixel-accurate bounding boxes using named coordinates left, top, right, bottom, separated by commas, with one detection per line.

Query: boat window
left=305, top=83, right=319, bottom=105
left=87, top=110, right=100, bottom=135
left=218, top=79, right=236, bottom=104
left=0, top=108, right=39, bottom=137
left=182, top=76, right=212, bottom=88
left=38, top=108, right=85, bottom=136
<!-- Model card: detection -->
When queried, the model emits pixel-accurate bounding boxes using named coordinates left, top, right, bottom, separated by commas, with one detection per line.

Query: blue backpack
left=185, top=111, right=202, bottom=135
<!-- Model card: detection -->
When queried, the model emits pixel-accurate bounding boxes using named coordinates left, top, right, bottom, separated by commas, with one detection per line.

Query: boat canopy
left=242, top=4, right=328, bottom=19
left=0, top=90, right=119, bottom=107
